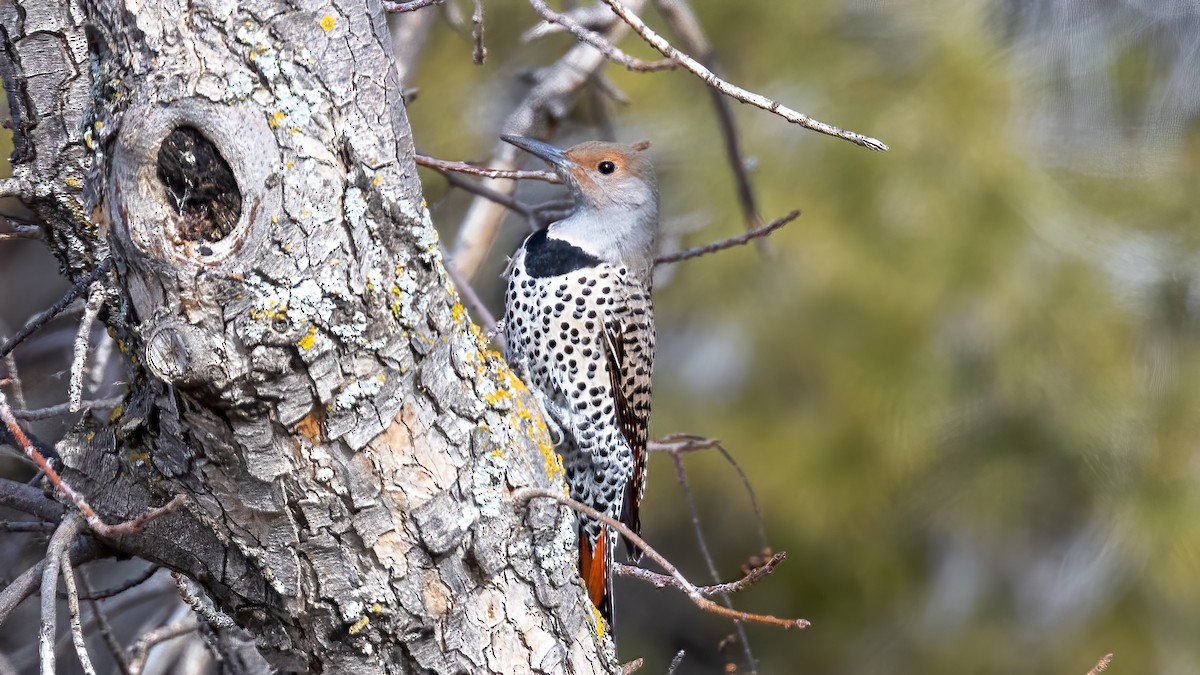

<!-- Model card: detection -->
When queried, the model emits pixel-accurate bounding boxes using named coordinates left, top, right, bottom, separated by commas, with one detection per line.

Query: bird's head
left=502, top=135, right=657, bottom=214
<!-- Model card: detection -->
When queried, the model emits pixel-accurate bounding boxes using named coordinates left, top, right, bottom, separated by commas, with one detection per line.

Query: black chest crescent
left=523, top=228, right=602, bottom=278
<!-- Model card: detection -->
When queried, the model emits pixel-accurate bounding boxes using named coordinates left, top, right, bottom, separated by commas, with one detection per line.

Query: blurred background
left=5, top=0, right=1200, bottom=673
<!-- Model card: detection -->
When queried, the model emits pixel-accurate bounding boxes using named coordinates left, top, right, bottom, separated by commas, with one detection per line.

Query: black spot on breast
left=523, top=229, right=602, bottom=278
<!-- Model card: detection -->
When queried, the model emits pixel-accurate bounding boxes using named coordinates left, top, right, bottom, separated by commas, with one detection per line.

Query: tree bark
left=0, top=0, right=612, bottom=671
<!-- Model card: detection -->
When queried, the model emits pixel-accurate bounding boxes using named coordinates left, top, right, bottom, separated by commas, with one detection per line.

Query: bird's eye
left=597, top=160, right=616, bottom=175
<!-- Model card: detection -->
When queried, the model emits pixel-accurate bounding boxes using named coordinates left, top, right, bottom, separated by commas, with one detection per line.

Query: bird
left=500, top=134, right=657, bottom=628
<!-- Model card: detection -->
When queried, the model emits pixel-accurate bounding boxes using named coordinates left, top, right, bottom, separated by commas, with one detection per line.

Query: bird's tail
left=579, top=526, right=615, bottom=629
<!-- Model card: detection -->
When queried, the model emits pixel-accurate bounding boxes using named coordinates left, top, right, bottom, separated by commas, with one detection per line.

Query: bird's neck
left=548, top=205, right=658, bottom=275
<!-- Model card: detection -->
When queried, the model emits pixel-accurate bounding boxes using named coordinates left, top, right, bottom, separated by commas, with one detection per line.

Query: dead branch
left=614, top=550, right=786, bottom=596
left=472, top=0, right=487, bottom=64
left=78, top=571, right=131, bottom=675
left=1087, top=654, right=1114, bottom=675
left=78, top=565, right=161, bottom=601
left=654, top=0, right=766, bottom=252
left=60, top=547, right=99, bottom=675
left=416, top=153, right=560, bottom=182
left=513, top=487, right=809, bottom=630
left=69, top=283, right=106, bottom=413
left=12, top=396, right=126, bottom=421
left=527, top=0, right=678, bottom=72
left=667, top=650, right=686, bottom=674
left=40, top=516, right=84, bottom=675
left=655, top=210, right=800, bottom=265
left=126, top=618, right=198, bottom=675
left=384, top=0, right=443, bottom=12
left=620, top=658, right=644, bottom=674
left=0, top=520, right=58, bottom=532
left=0, top=257, right=113, bottom=362
left=599, top=0, right=888, bottom=150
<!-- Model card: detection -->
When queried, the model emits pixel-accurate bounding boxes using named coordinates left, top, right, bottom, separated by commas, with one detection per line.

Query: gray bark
left=0, top=0, right=612, bottom=672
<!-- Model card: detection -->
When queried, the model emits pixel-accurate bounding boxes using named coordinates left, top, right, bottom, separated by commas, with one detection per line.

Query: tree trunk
left=0, top=0, right=611, bottom=671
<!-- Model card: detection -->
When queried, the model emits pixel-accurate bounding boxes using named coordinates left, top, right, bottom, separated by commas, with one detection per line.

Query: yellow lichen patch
left=348, top=615, right=369, bottom=635
left=269, top=110, right=286, bottom=128
left=62, top=175, right=82, bottom=189
left=373, top=173, right=383, bottom=186
left=297, top=325, right=317, bottom=350
left=107, top=404, right=124, bottom=423
left=320, top=14, right=336, bottom=32
left=589, top=603, right=608, bottom=639
left=370, top=603, right=384, bottom=614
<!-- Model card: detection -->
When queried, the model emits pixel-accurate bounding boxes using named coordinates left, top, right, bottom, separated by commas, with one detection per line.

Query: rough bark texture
left=0, top=0, right=613, bottom=671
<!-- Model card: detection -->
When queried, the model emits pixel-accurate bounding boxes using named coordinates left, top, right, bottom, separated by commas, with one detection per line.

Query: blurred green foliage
left=411, top=1, right=1200, bottom=672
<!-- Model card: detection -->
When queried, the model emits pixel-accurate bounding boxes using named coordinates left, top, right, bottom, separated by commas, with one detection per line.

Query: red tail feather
left=578, top=528, right=612, bottom=624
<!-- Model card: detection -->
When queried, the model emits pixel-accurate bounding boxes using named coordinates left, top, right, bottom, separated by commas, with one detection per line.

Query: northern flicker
left=500, top=135, right=657, bottom=626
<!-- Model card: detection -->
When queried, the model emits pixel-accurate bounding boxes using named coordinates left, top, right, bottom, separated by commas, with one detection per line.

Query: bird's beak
left=501, top=135, right=574, bottom=171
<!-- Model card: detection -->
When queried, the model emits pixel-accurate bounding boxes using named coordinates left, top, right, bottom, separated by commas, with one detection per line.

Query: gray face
left=502, top=136, right=660, bottom=271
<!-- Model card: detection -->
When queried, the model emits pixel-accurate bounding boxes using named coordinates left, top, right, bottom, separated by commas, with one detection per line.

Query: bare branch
left=172, top=572, right=235, bottom=629
left=472, top=0, right=487, bottom=64
left=0, top=520, right=58, bottom=532
left=384, top=0, right=443, bottom=12
left=620, top=658, right=644, bottom=674
left=79, top=571, right=132, bottom=675
left=654, top=0, right=766, bottom=251
left=69, top=283, right=106, bottom=412
left=615, top=550, right=785, bottom=596
left=527, top=0, right=678, bottom=72
left=667, top=650, right=686, bottom=674
left=655, top=210, right=799, bottom=265
left=126, top=618, right=198, bottom=675
left=416, top=153, right=560, bottom=182
left=79, top=565, right=161, bottom=601
left=41, top=517, right=85, bottom=675
left=599, top=0, right=888, bottom=150
left=1087, top=654, right=1114, bottom=675
left=61, top=550, right=99, bottom=675
left=13, top=397, right=126, bottom=421
left=0, top=257, right=113, bottom=362
left=513, top=487, right=809, bottom=630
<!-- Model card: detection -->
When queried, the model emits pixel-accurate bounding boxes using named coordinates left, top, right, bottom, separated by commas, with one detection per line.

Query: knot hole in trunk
left=156, top=126, right=242, bottom=245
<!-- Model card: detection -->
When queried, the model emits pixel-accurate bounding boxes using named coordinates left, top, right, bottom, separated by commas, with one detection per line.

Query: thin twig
left=620, top=658, right=644, bottom=674
left=667, top=650, right=686, bottom=675
left=61, top=550, right=99, bottom=675
left=0, top=257, right=113, bottom=362
left=655, top=210, right=799, bottom=265
left=614, top=551, right=785, bottom=596
left=383, top=0, right=442, bottom=12
left=1087, top=654, right=1114, bottom=675
left=528, top=0, right=678, bottom=72
left=126, top=618, right=198, bottom=675
left=651, top=433, right=767, bottom=547
left=654, top=0, right=766, bottom=252
left=172, top=572, right=234, bottom=628
left=0, top=320, right=26, bottom=410
left=599, top=0, right=888, bottom=150
left=513, top=487, right=808, bottom=629
left=471, top=0, right=487, bottom=64
left=416, top=153, right=560, bottom=183
left=40, top=517, right=84, bottom=675
left=79, top=565, right=161, bottom=601
left=69, top=283, right=106, bottom=413
left=13, top=396, right=125, bottom=421
left=79, top=570, right=132, bottom=675
left=0, top=520, right=58, bottom=532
